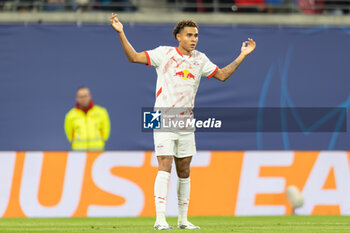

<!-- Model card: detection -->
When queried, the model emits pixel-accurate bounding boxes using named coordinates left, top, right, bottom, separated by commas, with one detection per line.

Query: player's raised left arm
left=213, top=38, right=256, bottom=82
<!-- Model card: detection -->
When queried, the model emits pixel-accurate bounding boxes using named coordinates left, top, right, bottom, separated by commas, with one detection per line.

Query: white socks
left=154, top=171, right=171, bottom=223
left=154, top=171, right=191, bottom=224
left=177, top=177, right=190, bottom=224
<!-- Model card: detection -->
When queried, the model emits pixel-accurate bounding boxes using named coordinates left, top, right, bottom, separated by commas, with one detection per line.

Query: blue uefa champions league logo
left=143, top=110, right=161, bottom=129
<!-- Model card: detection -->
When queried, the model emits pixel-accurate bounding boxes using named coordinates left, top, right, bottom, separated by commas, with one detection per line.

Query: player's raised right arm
left=110, top=13, right=148, bottom=65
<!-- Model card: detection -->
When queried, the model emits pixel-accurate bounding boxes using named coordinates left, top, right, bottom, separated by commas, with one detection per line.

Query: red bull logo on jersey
left=175, top=69, right=195, bottom=80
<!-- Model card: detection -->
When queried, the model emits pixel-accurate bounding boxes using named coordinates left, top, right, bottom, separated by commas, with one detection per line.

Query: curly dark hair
left=172, top=20, right=198, bottom=40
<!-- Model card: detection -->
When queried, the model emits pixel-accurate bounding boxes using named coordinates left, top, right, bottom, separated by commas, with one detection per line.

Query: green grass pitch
left=0, top=216, right=349, bottom=233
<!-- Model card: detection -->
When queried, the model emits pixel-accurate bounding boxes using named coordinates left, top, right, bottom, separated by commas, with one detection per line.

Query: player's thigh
left=154, top=132, right=177, bottom=171
left=153, top=132, right=177, bottom=156
left=175, top=132, right=196, bottom=158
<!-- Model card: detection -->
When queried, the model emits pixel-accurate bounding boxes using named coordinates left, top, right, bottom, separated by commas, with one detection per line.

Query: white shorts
left=153, top=132, right=196, bottom=158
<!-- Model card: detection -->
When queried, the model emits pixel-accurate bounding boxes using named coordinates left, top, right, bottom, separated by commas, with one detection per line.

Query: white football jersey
left=144, top=46, right=218, bottom=108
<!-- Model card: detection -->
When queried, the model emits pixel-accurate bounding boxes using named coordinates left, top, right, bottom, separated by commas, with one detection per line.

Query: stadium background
left=1, top=0, right=350, bottom=218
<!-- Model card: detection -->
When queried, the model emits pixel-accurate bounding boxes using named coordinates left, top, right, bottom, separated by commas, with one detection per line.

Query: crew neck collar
left=175, top=47, right=192, bottom=58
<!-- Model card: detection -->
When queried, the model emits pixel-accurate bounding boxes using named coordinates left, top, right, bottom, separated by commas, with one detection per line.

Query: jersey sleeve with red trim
left=201, top=53, right=218, bottom=78
left=144, top=46, right=166, bottom=68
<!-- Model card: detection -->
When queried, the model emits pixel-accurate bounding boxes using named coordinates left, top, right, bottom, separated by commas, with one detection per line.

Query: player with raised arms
left=110, top=13, right=256, bottom=230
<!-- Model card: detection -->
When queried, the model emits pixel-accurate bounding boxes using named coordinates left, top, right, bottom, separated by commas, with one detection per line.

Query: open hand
left=110, top=13, right=123, bottom=33
left=241, top=38, right=256, bottom=56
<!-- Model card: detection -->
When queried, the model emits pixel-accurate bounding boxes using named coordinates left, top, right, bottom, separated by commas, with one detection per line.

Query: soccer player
left=110, top=13, right=256, bottom=230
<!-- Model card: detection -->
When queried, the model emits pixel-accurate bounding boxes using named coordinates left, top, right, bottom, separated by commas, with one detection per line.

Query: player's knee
left=177, top=168, right=190, bottom=178
left=157, top=156, right=173, bottom=172
left=158, top=164, right=172, bottom=173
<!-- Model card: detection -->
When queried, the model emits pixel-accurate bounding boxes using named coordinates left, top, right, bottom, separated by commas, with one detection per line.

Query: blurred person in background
left=71, top=0, right=91, bottom=11
left=265, top=0, right=290, bottom=13
left=235, top=0, right=266, bottom=13
left=324, top=0, right=349, bottom=14
left=182, top=0, right=214, bottom=12
left=16, top=0, right=34, bottom=11
left=97, top=0, right=137, bottom=11
left=170, top=0, right=265, bottom=12
left=43, top=0, right=67, bottom=11
left=297, top=0, right=324, bottom=14
left=218, top=0, right=237, bottom=12
left=64, top=86, right=110, bottom=151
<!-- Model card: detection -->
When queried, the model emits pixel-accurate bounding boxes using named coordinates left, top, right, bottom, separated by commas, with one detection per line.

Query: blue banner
left=0, top=24, right=349, bottom=150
